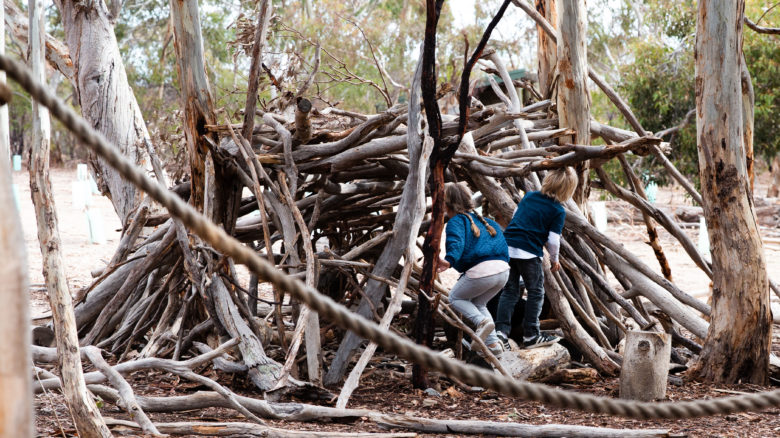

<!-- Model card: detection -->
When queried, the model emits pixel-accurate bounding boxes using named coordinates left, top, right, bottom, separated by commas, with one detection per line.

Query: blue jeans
left=495, top=257, right=544, bottom=339
left=449, top=270, right=509, bottom=346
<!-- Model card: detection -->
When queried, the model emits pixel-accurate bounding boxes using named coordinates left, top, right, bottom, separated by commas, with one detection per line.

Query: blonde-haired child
left=495, top=167, right=577, bottom=349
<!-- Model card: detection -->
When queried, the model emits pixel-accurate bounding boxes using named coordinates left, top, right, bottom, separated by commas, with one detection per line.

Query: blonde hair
left=444, top=183, right=497, bottom=238
left=541, top=167, right=578, bottom=203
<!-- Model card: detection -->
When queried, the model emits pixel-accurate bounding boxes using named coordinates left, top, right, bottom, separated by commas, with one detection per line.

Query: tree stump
left=619, top=331, right=671, bottom=401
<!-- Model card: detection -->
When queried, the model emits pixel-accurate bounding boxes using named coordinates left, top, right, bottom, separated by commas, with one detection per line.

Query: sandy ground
left=12, top=167, right=122, bottom=318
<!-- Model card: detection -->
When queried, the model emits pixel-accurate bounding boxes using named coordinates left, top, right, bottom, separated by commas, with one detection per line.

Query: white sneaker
left=471, top=319, right=495, bottom=350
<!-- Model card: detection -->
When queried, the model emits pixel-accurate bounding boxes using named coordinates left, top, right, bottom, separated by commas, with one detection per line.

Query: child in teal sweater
left=438, top=183, right=509, bottom=355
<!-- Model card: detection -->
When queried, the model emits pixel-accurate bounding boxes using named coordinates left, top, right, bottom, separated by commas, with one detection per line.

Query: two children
left=441, top=167, right=577, bottom=353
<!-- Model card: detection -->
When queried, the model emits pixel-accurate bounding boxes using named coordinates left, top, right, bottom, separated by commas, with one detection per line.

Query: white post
left=591, top=200, right=607, bottom=233
left=697, top=216, right=710, bottom=256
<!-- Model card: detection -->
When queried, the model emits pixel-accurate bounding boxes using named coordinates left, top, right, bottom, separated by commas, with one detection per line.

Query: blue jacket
left=444, top=212, right=509, bottom=273
left=504, top=191, right=566, bottom=257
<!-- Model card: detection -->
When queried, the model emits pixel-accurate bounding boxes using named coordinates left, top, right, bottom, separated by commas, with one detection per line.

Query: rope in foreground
left=3, top=54, right=779, bottom=419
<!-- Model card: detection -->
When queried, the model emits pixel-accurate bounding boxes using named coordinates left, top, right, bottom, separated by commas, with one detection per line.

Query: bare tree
left=0, top=0, right=9, bottom=164
left=689, top=0, right=771, bottom=384
left=535, top=0, right=557, bottom=98
left=53, top=0, right=155, bottom=225
left=0, top=60, right=32, bottom=438
left=28, top=0, right=112, bottom=435
left=556, top=0, right=590, bottom=208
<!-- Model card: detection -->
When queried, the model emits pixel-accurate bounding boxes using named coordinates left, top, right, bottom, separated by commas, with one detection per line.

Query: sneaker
left=487, top=342, right=504, bottom=356
left=522, top=333, right=560, bottom=349
left=496, top=331, right=511, bottom=351
left=470, top=319, right=495, bottom=350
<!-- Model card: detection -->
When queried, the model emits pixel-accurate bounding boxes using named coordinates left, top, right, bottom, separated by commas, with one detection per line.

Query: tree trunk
left=28, top=1, right=111, bottom=435
left=740, top=54, right=754, bottom=195
left=769, top=155, right=780, bottom=198
left=556, top=0, right=590, bottom=208
left=55, top=0, right=153, bottom=225
left=0, top=1, right=9, bottom=164
left=535, top=0, right=558, bottom=98
left=690, top=0, right=771, bottom=384
left=0, top=95, right=32, bottom=438
left=170, top=0, right=215, bottom=213
left=170, top=0, right=240, bottom=228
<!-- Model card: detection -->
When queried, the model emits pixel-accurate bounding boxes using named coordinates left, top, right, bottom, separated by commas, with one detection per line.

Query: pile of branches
left=27, top=0, right=780, bottom=436
left=54, top=48, right=726, bottom=394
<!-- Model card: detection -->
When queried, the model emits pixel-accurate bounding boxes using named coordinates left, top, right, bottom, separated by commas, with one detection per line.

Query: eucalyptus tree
left=689, top=0, right=771, bottom=384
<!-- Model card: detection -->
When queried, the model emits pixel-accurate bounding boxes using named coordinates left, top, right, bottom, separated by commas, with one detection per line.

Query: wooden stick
left=82, top=346, right=161, bottom=436
left=105, top=419, right=415, bottom=437
left=336, top=250, right=415, bottom=408
left=371, top=413, right=669, bottom=437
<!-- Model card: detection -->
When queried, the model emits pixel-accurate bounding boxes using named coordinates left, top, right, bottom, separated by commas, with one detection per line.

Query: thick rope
left=3, top=54, right=779, bottom=419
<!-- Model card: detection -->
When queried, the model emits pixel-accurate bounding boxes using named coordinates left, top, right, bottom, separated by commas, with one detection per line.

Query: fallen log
left=105, top=419, right=415, bottom=437
left=499, top=343, right=570, bottom=381
left=371, top=414, right=670, bottom=437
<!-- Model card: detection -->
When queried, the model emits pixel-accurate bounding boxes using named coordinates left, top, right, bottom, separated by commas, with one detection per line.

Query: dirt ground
left=20, top=167, right=780, bottom=437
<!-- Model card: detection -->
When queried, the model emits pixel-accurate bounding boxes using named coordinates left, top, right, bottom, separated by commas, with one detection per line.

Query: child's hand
left=436, top=258, right=450, bottom=273
left=550, top=261, right=560, bottom=272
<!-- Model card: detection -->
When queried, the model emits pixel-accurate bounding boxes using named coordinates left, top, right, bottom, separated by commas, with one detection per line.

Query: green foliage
left=591, top=0, right=779, bottom=188
left=617, top=41, right=698, bottom=184
left=744, top=16, right=780, bottom=162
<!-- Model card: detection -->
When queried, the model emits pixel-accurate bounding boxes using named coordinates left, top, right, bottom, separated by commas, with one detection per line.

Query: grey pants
left=449, top=270, right=509, bottom=346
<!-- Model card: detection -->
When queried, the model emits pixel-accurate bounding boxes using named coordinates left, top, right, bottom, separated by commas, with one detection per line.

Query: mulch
left=35, top=361, right=780, bottom=438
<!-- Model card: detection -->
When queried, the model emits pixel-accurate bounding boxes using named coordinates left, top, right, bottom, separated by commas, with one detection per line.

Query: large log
left=209, top=275, right=281, bottom=391
left=499, top=343, right=570, bottom=381
left=371, top=414, right=670, bottom=437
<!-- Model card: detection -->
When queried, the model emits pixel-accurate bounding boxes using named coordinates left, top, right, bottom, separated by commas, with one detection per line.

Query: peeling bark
left=55, top=0, right=153, bottom=224
left=690, top=0, right=770, bottom=384
left=556, top=0, right=590, bottom=208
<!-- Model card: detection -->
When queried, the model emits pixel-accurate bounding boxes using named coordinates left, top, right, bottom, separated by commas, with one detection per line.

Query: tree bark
left=690, top=0, right=771, bottom=384
left=28, top=1, right=111, bottom=435
left=170, top=0, right=216, bottom=213
left=740, top=54, right=754, bottom=194
left=556, top=0, right=589, bottom=208
left=0, top=92, right=32, bottom=438
left=535, top=0, right=558, bottom=98
left=0, top=1, right=8, bottom=164
left=54, top=0, right=153, bottom=224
